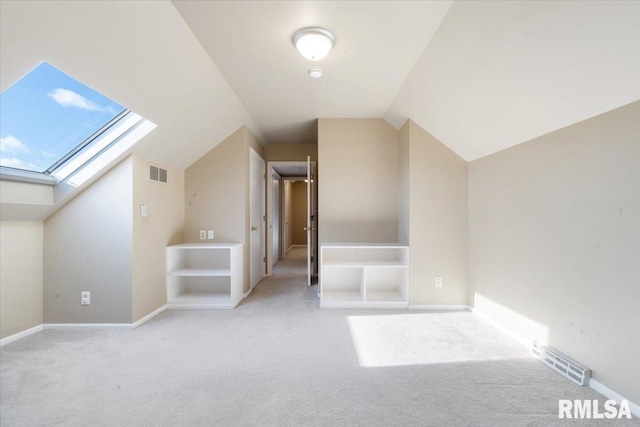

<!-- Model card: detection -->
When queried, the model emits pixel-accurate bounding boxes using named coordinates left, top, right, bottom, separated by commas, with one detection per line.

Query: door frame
left=265, top=160, right=317, bottom=280
left=249, top=147, right=266, bottom=290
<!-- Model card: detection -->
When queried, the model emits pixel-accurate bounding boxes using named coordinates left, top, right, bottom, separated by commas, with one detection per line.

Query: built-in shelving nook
left=166, top=243, right=243, bottom=308
left=320, top=244, right=409, bottom=308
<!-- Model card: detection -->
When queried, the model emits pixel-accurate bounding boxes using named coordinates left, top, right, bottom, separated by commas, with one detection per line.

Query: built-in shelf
left=320, top=244, right=409, bottom=309
left=166, top=243, right=243, bottom=309
left=169, top=268, right=232, bottom=277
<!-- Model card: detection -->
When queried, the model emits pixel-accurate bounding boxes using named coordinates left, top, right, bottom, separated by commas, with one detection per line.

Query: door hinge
left=263, top=215, right=266, bottom=221
left=263, top=256, right=266, bottom=262
left=311, top=256, right=314, bottom=262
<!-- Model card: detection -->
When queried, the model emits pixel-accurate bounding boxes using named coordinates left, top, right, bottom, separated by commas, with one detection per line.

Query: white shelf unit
left=166, top=243, right=243, bottom=309
left=320, top=244, right=409, bottom=309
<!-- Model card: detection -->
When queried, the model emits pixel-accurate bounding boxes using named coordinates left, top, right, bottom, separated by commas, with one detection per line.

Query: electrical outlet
left=435, top=277, right=443, bottom=288
left=207, top=230, right=214, bottom=239
left=81, top=291, right=90, bottom=305
left=199, top=230, right=206, bottom=240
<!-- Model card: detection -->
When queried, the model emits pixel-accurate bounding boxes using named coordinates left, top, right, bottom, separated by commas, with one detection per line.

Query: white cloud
left=48, top=88, right=106, bottom=112
left=0, top=135, right=30, bottom=153
left=40, top=150, right=58, bottom=158
left=0, top=157, right=37, bottom=169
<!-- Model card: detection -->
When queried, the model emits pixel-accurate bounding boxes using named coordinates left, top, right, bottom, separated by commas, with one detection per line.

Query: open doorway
left=266, top=160, right=318, bottom=287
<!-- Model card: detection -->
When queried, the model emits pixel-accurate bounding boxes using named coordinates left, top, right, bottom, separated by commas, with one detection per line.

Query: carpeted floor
left=1, top=247, right=636, bottom=426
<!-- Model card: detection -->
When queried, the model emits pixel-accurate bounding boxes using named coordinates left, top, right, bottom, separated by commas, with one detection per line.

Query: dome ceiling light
left=292, top=27, right=335, bottom=61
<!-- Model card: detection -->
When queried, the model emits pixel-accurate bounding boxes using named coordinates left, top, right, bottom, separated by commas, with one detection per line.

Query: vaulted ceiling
left=174, top=0, right=640, bottom=161
left=1, top=1, right=639, bottom=170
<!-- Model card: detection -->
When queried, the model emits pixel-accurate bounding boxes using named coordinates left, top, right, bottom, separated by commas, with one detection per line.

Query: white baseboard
left=472, top=305, right=639, bottom=418
left=0, top=325, right=44, bottom=347
left=409, top=304, right=472, bottom=311
left=0, top=306, right=168, bottom=346
left=243, top=288, right=253, bottom=299
left=44, top=323, right=133, bottom=330
left=132, top=305, right=167, bottom=328
left=589, top=378, right=640, bottom=418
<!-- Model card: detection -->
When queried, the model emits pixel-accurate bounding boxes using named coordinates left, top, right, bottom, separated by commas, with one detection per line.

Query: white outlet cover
left=435, top=277, right=443, bottom=288
left=199, top=230, right=206, bottom=240
left=81, top=291, right=90, bottom=305
left=207, top=230, right=214, bottom=239
left=140, top=204, right=148, bottom=217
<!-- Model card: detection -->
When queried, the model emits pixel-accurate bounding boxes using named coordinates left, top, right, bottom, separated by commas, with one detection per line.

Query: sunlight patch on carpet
left=347, top=312, right=532, bottom=368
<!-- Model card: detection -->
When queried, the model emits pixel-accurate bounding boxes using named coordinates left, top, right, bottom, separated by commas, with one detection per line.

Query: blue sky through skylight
left=0, top=62, right=125, bottom=173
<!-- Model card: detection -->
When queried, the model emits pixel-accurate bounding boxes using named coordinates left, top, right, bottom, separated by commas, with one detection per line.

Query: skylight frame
left=0, top=62, right=156, bottom=187
left=44, top=107, right=129, bottom=174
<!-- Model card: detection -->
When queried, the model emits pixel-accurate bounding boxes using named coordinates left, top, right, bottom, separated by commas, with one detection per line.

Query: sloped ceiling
left=2, top=0, right=639, bottom=171
left=174, top=0, right=640, bottom=161
left=172, top=0, right=453, bottom=145
left=0, top=0, right=264, bottom=170
left=385, top=1, right=640, bottom=161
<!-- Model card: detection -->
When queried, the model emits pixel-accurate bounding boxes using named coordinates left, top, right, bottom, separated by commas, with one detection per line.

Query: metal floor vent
left=532, top=342, right=591, bottom=386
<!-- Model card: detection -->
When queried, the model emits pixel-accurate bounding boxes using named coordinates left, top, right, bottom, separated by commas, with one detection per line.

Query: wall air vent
left=532, top=342, right=591, bottom=386
left=149, top=164, right=167, bottom=183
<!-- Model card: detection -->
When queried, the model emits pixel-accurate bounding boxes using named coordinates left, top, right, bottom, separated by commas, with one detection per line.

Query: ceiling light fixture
left=308, top=68, right=323, bottom=79
left=292, top=27, right=335, bottom=61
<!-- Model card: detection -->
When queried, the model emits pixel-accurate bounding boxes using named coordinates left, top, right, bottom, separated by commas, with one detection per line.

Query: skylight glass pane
left=0, top=62, right=125, bottom=173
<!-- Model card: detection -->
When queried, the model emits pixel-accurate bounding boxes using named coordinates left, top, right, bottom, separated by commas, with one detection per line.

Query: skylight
left=0, top=62, right=155, bottom=185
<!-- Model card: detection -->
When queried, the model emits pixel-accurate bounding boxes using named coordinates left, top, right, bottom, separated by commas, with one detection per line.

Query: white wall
left=318, top=118, right=400, bottom=243
left=44, top=157, right=133, bottom=323
left=405, top=120, right=468, bottom=305
left=132, top=155, right=184, bottom=322
left=469, top=101, right=640, bottom=404
left=0, top=221, right=43, bottom=339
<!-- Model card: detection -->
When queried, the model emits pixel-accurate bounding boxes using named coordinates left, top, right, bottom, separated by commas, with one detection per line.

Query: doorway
left=266, top=159, right=318, bottom=286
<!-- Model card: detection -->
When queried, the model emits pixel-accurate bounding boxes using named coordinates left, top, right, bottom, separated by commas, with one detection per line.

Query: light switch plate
left=435, top=277, right=443, bottom=288
left=140, top=204, right=148, bottom=217
left=207, top=230, right=214, bottom=239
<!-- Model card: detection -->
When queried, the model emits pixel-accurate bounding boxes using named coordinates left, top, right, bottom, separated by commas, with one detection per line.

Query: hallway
left=247, top=245, right=315, bottom=308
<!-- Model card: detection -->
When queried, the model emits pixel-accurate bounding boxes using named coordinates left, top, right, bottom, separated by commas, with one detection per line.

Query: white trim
left=0, top=325, right=44, bottom=347
left=132, top=305, right=166, bottom=328
left=243, top=288, right=253, bottom=299
left=409, top=305, right=471, bottom=311
left=472, top=305, right=639, bottom=418
left=43, top=323, right=133, bottom=329
left=589, top=378, right=640, bottom=418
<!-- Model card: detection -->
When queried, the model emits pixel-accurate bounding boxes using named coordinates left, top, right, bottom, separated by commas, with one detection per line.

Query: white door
left=271, top=175, right=280, bottom=267
left=306, top=156, right=313, bottom=286
left=249, top=148, right=265, bottom=289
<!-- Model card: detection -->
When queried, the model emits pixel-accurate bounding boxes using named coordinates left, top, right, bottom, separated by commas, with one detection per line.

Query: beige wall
left=264, top=142, right=318, bottom=162
left=132, top=155, right=184, bottom=322
left=185, top=126, right=264, bottom=293
left=469, top=101, right=640, bottom=404
left=44, top=157, right=133, bottom=323
left=318, top=118, right=400, bottom=243
left=406, top=121, right=468, bottom=305
left=291, top=181, right=307, bottom=245
left=0, top=221, right=43, bottom=339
